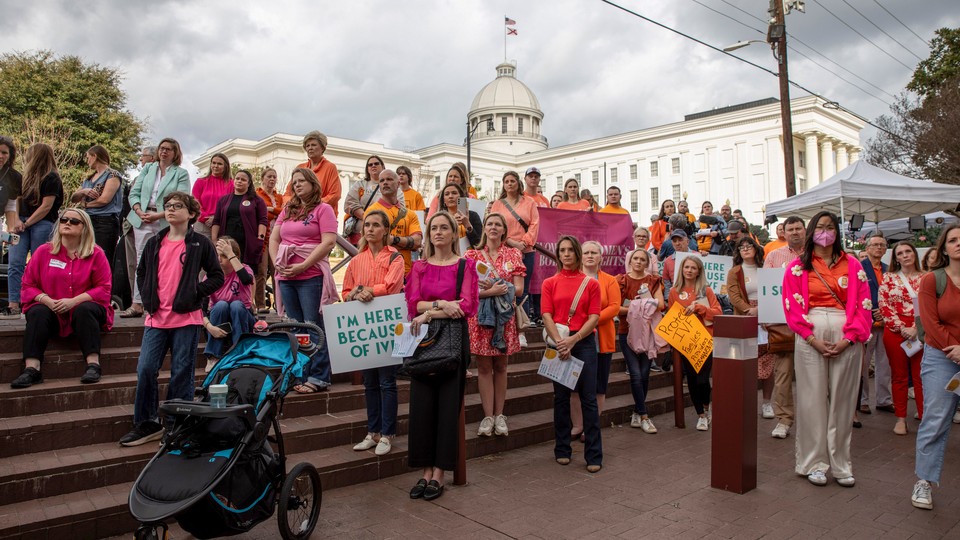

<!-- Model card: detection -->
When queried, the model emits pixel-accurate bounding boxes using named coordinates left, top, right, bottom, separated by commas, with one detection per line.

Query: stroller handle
left=265, top=321, right=325, bottom=351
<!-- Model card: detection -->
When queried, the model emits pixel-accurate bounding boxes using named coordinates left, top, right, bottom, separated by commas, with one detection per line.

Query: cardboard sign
left=655, top=303, right=713, bottom=373
left=757, top=268, right=787, bottom=324
left=322, top=294, right=407, bottom=373
left=675, top=252, right=733, bottom=295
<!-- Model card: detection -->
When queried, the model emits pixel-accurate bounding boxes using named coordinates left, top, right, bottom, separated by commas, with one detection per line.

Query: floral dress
left=465, top=246, right=526, bottom=356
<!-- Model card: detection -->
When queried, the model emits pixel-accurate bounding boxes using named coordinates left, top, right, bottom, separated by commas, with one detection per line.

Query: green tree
left=866, top=28, right=960, bottom=185
left=0, top=51, right=146, bottom=193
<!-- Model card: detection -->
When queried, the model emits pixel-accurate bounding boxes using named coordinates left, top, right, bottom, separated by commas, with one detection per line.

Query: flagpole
left=504, top=14, right=507, bottom=61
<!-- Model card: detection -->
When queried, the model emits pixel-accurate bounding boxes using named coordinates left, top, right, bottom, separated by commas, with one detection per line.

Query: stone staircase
left=0, top=318, right=689, bottom=539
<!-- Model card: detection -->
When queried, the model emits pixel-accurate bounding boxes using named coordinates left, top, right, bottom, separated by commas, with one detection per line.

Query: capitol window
left=486, top=119, right=494, bottom=132
left=629, top=164, right=637, bottom=180
left=671, top=157, right=680, bottom=175
left=592, top=171, right=599, bottom=185
left=502, top=117, right=508, bottom=134
left=610, top=168, right=618, bottom=183
left=650, top=161, right=659, bottom=178
left=518, top=117, right=524, bottom=134
left=672, top=184, right=681, bottom=200
left=650, top=187, right=659, bottom=209
left=630, top=190, right=639, bottom=212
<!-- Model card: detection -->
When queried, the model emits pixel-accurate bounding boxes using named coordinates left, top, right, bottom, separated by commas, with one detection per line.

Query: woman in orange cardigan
left=570, top=241, right=621, bottom=439
left=649, top=199, right=676, bottom=252
left=669, top=255, right=722, bottom=431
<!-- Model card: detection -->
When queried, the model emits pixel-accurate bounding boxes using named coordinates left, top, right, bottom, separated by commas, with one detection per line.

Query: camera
left=0, top=231, right=20, bottom=245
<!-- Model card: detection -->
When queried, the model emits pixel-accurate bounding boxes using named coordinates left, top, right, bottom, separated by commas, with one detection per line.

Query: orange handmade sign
left=655, top=303, right=713, bottom=373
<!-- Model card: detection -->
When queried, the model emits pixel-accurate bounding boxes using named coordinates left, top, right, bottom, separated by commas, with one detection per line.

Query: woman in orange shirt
left=570, top=241, right=621, bottom=439
left=556, top=178, right=591, bottom=211
left=344, top=211, right=405, bottom=456
left=668, top=256, right=722, bottom=431
left=649, top=199, right=676, bottom=251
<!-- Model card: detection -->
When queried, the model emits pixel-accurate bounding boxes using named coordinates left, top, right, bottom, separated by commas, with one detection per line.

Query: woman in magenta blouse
left=10, top=208, right=114, bottom=388
left=405, top=211, right=479, bottom=502
left=191, top=152, right=233, bottom=240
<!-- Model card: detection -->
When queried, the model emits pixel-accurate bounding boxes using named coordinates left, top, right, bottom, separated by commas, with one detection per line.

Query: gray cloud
left=1, top=0, right=955, bottom=170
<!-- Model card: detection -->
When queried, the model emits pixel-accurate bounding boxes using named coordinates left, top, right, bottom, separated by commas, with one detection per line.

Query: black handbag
left=398, top=260, right=467, bottom=378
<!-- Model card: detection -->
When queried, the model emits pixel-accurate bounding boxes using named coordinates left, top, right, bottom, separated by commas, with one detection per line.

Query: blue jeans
left=620, top=334, right=652, bottom=415
left=204, top=301, right=255, bottom=359
left=278, top=276, right=331, bottom=385
left=915, top=345, right=960, bottom=484
left=362, top=365, right=399, bottom=436
left=553, top=334, right=602, bottom=466
left=7, top=219, right=54, bottom=303
left=134, top=325, right=201, bottom=425
left=521, top=251, right=541, bottom=321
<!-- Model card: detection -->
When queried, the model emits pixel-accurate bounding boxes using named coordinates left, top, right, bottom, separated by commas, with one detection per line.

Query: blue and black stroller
left=129, top=323, right=323, bottom=540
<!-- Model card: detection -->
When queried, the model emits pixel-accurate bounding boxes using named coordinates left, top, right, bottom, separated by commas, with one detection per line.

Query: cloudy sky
left=2, top=0, right=956, bottom=174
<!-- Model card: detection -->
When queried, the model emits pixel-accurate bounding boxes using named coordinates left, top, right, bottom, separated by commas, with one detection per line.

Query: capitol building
left=194, top=61, right=864, bottom=226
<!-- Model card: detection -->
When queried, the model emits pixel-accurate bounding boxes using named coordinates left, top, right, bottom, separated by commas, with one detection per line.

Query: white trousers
left=861, top=327, right=892, bottom=407
left=131, top=220, right=164, bottom=304
left=794, top=308, right=863, bottom=478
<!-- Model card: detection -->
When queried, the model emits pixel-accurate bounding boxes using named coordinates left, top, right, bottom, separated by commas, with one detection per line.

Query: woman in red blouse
left=466, top=213, right=525, bottom=437
left=879, top=241, right=926, bottom=435
left=668, top=256, right=722, bottom=431
left=542, top=235, right=603, bottom=472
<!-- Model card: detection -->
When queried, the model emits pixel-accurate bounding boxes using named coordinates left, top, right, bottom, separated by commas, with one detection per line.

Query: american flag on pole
left=505, top=16, right=516, bottom=26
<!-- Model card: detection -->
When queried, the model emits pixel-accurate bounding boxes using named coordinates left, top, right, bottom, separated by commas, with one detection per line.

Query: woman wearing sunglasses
left=10, top=209, right=114, bottom=388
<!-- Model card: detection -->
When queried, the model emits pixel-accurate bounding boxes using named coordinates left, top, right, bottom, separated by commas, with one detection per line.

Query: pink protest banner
left=530, top=208, right=634, bottom=293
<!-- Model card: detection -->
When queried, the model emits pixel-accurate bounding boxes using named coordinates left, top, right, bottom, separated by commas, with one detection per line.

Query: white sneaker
left=375, top=436, right=391, bottom=456
left=696, top=416, right=709, bottom=431
left=953, top=411, right=960, bottom=424
left=912, top=480, right=933, bottom=509
left=478, top=416, right=494, bottom=436
left=353, top=433, right=378, bottom=451
left=494, top=414, right=509, bottom=436
left=908, top=387, right=915, bottom=400
left=204, top=357, right=218, bottom=374
left=836, top=476, right=855, bottom=487
left=630, top=412, right=642, bottom=428
left=640, top=418, right=658, bottom=434
left=771, top=423, right=790, bottom=439
left=807, top=470, right=828, bottom=486
left=761, top=402, right=775, bottom=419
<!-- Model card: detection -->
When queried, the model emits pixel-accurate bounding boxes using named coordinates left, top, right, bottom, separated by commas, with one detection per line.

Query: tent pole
left=839, top=188, right=847, bottom=249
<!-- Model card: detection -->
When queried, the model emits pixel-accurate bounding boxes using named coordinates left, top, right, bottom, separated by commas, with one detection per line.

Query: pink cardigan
left=781, top=254, right=872, bottom=343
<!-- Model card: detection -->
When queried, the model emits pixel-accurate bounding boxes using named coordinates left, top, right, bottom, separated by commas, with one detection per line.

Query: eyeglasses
left=59, top=217, right=83, bottom=225
left=158, top=146, right=174, bottom=153
left=163, top=202, right=186, bottom=211
left=738, top=246, right=755, bottom=252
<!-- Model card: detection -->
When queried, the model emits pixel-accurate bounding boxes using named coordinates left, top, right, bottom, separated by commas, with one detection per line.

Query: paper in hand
left=392, top=323, right=429, bottom=358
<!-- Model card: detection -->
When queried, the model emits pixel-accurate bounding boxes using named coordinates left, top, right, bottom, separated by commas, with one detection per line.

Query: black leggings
left=89, top=214, right=120, bottom=268
left=23, top=302, right=106, bottom=364
left=681, top=352, right=713, bottom=415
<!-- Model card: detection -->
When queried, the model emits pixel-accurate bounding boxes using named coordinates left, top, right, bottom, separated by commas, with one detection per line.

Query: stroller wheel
left=278, top=462, right=322, bottom=540
left=134, top=523, right=169, bottom=540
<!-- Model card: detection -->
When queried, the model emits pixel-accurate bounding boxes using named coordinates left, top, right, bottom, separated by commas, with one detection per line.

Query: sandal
left=119, top=306, right=143, bottom=318
left=11, top=367, right=42, bottom=389
left=80, top=363, right=101, bottom=384
left=294, top=382, right=319, bottom=394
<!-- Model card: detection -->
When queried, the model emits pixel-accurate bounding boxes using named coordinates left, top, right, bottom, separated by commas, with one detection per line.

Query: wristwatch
left=846, top=339, right=855, bottom=347
left=432, top=300, right=439, bottom=311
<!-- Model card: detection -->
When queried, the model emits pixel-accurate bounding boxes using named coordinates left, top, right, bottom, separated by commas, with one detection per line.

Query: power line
left=597, top=0, right=904, bottom=142
left=716, top=0, right=896, bottom=100
left=872, top=0, right=931, bottom=48
left=689, top=0, right=892, bottom=105
left=810, top=0, right=915, bottom=71
left=840, top=0, right=923, bottom=61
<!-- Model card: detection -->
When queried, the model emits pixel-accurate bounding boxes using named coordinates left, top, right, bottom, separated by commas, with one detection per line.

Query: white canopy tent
left=765, top=160, right=960, bottom=227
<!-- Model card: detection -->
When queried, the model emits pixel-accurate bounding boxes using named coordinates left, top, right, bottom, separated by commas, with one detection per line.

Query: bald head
left=378, top=169, right=399, bottom=200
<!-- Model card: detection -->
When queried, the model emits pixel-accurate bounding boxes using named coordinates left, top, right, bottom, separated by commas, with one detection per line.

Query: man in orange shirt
left=764, top=223, right=787, bottom=256
left=523, top=167, right=550, bottom=208
left=285, top=130, right=342, bottom=216
left=599, top=186, right=629, bottom=215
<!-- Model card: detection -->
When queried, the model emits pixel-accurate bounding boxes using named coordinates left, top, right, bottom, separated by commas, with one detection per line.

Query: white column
left=804, top=133, right=820, bottom=186
left=836, top=145, right=849, bottom=171
left=820, top=139, right=835, bottom=181
left=850, top=148, right=861, bottom=163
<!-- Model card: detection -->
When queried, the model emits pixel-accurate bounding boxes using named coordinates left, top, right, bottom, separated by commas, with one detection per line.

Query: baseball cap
left=670, top=229, right=688, bottom=240
left=727, top=221, right=743, bottom=232
left=525, top=167, right=541, bottom=176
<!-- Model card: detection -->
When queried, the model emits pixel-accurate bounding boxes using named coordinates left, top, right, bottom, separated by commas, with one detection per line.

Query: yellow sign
left=655, top=303, right=713, bottom=373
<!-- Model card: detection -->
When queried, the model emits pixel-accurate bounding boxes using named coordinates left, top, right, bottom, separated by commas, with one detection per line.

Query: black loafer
left=423, top=480, right=444, bottom=501
left=10, top=367, right=42, bottom=389
left=409, top=479, right=428, bottom=499
left=80, top=363, right=101, bottom=384
left=853, top=420, right=863, bottom=429
left=876, top=404, right=896, bottom=414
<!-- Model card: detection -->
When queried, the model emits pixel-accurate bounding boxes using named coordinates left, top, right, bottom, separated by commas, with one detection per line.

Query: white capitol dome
left=467, top=62, right=548, bottom=155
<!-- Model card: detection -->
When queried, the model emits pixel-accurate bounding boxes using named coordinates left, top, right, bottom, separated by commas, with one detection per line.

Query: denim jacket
left=477, top=280, right=516, bottom=352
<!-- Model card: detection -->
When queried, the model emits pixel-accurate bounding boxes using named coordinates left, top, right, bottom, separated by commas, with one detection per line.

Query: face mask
left=813, top=230, right=836, bottom=247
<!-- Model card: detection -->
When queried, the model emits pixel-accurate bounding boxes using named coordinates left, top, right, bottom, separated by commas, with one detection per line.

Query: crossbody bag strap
left=481, top=249, right=502, bottom=280
left=502, top=199, right=529, bottom=232
left=897, top=271, right=918, bottom=298
left=455, top=258, right=466, bottom=299
left=811, top=265, right=846, bottom=309
left=567, top=277, right=590, bottom=325
left=361, top=184, right=380, bottom=212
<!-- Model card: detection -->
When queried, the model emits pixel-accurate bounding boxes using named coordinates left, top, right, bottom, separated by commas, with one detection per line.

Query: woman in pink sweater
left=781, top=211, right=871, bottom=488
left=191, top=152, right=234, bottom=240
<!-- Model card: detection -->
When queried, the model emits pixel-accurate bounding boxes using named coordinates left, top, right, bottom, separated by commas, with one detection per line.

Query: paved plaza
left=127, top=393, right=960, bottom=539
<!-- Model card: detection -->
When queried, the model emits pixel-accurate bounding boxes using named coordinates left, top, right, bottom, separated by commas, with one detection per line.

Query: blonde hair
left=423, top=211, right=460, bottom=259
left=674, top=256, right=708, bottom=297
left=478, top=212, right=509, bottom=246
left=50, top=208, right=96, bottom=259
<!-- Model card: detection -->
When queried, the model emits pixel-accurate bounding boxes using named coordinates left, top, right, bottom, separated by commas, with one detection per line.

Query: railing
left=464, top=130, right=548, bottom=145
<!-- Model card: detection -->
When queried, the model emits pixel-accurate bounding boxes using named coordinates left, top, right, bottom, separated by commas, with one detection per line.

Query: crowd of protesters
left=0, top=132, right=956, bottom=509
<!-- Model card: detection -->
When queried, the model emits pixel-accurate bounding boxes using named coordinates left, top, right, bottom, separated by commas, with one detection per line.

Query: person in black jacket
left=119, top=191, right=225, bottom=446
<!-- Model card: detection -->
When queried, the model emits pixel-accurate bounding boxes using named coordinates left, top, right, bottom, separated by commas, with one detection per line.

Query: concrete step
left=0, top=387, right=690, bottom=540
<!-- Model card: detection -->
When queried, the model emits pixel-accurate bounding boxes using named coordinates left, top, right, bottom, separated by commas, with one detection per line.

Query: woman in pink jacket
left=782, top=211, right=872, bottom=488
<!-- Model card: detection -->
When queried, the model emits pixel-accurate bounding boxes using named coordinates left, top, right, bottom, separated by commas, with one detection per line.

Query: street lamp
left=723, top=1, right=803, bottom=199
left=465, top=120, right=481, bottom=189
